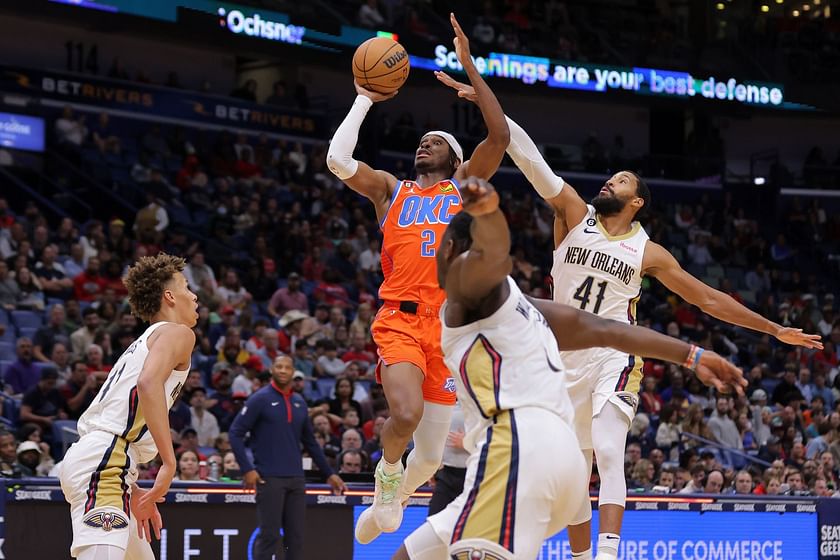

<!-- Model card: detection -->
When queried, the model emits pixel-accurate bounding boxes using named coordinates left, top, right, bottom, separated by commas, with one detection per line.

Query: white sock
left=381, top=457, right=403, bottom=476
left=597, top=533, right=620, bottom=558
left=572, top=549, right=593, bottom=560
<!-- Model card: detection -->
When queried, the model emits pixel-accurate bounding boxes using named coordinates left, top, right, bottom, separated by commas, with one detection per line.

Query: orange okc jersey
left=379, top=179, right=462, bottom=305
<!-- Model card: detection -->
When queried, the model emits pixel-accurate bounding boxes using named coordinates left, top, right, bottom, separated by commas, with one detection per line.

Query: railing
left=680, top=431, right=772, bottom=469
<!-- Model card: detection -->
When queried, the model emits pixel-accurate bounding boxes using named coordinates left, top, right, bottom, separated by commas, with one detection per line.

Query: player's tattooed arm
left=643, top=242, right=823, bottom=349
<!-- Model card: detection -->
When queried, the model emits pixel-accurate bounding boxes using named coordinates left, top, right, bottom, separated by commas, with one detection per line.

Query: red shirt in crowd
left=73, top=272, right=107, bottom=301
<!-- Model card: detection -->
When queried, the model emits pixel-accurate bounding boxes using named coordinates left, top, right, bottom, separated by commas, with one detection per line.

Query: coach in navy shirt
left=230, top=354, right=346, bottom=560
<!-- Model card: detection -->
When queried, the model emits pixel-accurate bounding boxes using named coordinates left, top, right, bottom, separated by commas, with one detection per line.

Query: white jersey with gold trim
left=78, top=321, right=188, bottom=463
left=440, top=277, right=575, bottom=454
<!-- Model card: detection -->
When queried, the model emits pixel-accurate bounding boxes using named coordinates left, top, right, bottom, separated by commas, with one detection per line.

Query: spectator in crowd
left=312, top=412, right=341, bottom=459
left=49, top=342, right=72, bottom=381
left=340, top=428, right=363, bottom=453
left=679, top=465, right=708, bottom=494
left=216, top=270, right=252, bottom=310
left=189, top=387, right=220, bottom=447
left=639, top=376, right=663, bottom=415
left=341, top=333, right=375, bottom=370
left=708, top=396, right=743, bottom=453
left=14, top=441, right=45, bottom=477
left=324, top=376, right=363, bottom=425
left=20, top=367, right=66, bottom=431
left=232, top=355, right=263, bottom=396
left=732, top=470, right=754, bottom=494
left=773, top=365, right=804, bottom=406
left=704, top=470, right=725, bottom=494
left=4, top=338, right=39, bottom=397
left=55, top=106, right=88, bottom=148
left=62, top=360, right=97, bottom=420
left=85, top=343, right=110, bottom=374
left=655, top=468, right=676, bottom=493
left=32, top=304, right=71, bottom=363
left=268, top=272, right=308, bottom=319
left=174, top=449, right=203, bottom=481
left=655, top=405, right=681, bottom=461
left=338, top=449, right=364, bottom=474
left=806, top=421, right=834, bottom=459
left=358, top=0, right=385, bottom=28
left=0, top=260, right=20, bottom=309
left=629, top=459, right=656, bottom=491
left=183, top=252, right=218, bottom=295
left=265, top=81, right=293, bottom=107
left=34, top=245, right=73, bottom=300
left=317, top=340, right=346, bottom=377
left=70, top=308, right=100, bottom=359
left=0, top=430, right=19, bottom=477
left=72, top=257, right=106, bottom=302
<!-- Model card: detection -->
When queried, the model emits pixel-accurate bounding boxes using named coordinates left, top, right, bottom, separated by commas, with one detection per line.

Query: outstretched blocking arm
left=528, top=297, right=748, bottom=395
left=643, top=242, right=823, bottom=349
left=435, top=71, right=586, bottom=243
left=446, top=178, right=512, bottom=304
left=137, top=324, right=195, bottom=501
left=326, top=83, right=398, bottom=210
left=446, top=14, right=509, bottom=181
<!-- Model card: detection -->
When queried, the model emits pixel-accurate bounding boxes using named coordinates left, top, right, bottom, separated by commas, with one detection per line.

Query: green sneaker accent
left=375, top=462, right=403, bottom=504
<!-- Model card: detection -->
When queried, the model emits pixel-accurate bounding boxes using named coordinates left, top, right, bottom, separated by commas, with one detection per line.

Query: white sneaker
left=372, top=460, right=405, bottom=532
left=354, top=505, right=383, bottom=544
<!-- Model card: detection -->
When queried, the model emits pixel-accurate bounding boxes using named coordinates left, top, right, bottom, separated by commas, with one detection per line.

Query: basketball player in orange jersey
left=327, top=13, right=509, bottom=544
left=436, top=70, right=824, bottom=560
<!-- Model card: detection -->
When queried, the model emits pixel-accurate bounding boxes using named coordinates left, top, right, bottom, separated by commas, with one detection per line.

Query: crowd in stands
left=1, top=81, right=840, bottom=498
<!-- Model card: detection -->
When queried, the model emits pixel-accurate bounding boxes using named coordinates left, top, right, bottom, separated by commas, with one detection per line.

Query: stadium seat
left=0, top=329, right=13, bottom=343
left=0, top=342, right=14, bottom=361
left=316, top=378, right=336, bottom=400
left=1, top=395, right=20, bottom=426
left=11, top=310, right=43, bottom=330
left=0, top=360, right=12, bottom=378
left=52, top=419, right=79, bottom=458
left=18, top=327, right=38, bottom=341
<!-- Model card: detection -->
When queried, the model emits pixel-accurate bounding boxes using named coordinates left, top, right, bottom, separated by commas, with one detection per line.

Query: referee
left=230, top=354, right=346, bottom=560
left=428, top=402, right=469, bottom=515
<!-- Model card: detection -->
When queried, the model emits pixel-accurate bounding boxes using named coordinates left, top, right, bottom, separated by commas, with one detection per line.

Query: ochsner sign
left=218, top=7, right=305, bottom=44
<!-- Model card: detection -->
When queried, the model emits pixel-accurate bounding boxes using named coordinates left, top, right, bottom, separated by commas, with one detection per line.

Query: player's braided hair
left=124, top=253, right=186, bottom=322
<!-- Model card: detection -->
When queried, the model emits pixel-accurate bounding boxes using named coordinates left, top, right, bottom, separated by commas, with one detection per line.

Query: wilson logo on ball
left=383, top=50, right=407, bottom=69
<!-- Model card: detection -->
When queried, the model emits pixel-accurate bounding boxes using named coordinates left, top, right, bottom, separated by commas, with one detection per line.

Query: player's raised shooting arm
left=528, top=297, right=747, bottom=395
left=449, top=179, right=512, bottom=302
left=448, top=14, right=509, bottom=181
left=434, top=70, right=586, bottom=237
left=137, top=324, right=195, bottom=481
left=643, top=242, right=823, bottom=349
left=326, top=85, right=398, bottom=208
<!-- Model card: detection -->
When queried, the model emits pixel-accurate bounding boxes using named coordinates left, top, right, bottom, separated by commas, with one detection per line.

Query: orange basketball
left=352, top=37, right=410, bottom=95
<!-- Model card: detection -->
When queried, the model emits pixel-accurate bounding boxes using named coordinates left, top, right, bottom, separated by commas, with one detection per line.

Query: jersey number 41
left=573, top=276, right=607, bottom=314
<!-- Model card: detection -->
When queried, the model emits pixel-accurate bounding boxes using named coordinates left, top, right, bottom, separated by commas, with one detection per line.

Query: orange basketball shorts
left=372, top=303, right=456, bottom=406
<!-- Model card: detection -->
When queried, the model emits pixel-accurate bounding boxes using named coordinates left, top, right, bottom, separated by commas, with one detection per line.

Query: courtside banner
left=0, top=66, right=325, bottom=137
left=4, top=480, right=828, bottom=560
left=819, top=499, right=840, bottom=560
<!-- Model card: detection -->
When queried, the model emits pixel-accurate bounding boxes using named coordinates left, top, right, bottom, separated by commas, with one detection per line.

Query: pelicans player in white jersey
left=435, top=73, right=822, bottom=560
left=59, top=253, right=197, bottom=560
left=393, top=178, right=745, bottom=560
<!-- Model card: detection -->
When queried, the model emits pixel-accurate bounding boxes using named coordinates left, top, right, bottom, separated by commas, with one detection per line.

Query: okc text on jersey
left=397, top=194, right=460, bottom=227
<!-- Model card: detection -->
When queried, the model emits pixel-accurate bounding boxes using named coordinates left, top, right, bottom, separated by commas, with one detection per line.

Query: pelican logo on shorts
left=439, top=183, right=456, bottom=193
left=617, top=393, right=639, bottom=411
left=450, top=550, right=508, bottom=560
left=443, top=377, right=456, bottom=393
left=84, top=511, right=128, bottom=532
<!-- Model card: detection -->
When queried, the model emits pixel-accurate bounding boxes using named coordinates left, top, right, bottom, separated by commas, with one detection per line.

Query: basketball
left=352, top=36, right=410, bottom=95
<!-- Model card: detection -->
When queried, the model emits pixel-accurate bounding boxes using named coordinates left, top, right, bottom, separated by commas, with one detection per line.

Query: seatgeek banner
left=0, top=66, right=325, bottom=137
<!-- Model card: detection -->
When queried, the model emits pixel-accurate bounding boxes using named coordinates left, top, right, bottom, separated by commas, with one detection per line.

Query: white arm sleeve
left=326, top=95, right=373, bottom=180
left=505, top=116, right=564, bottom=199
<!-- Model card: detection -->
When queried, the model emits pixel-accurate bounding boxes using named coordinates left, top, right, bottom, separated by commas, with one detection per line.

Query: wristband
left=682, top=345, right=704, bottom=370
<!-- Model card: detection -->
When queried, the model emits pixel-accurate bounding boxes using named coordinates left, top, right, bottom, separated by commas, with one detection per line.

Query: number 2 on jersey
left=573, top=276, right=608, bottom=314
left=420, top=229, right=436, bottom=257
